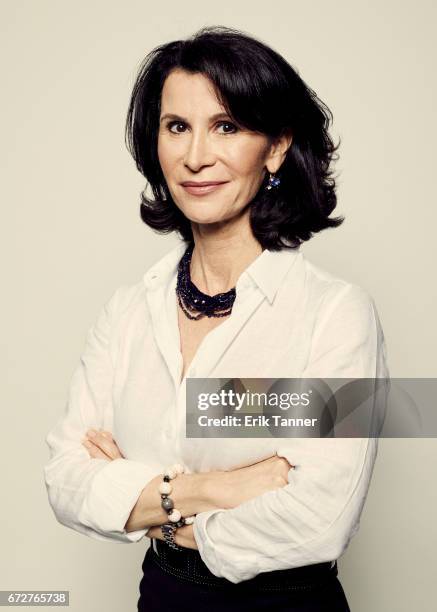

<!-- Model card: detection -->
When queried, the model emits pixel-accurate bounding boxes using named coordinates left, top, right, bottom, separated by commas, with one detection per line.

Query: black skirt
left=137, top=539, right=351, bottom=611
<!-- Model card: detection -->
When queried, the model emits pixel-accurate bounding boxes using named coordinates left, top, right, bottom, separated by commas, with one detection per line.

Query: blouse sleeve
left=43, top=286, right=159, bottom=543
left=192, top=283, right=389, bottom=582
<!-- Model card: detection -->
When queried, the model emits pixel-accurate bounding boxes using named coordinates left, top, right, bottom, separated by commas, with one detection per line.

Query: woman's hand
left=145, top=523, right=198, bottom=550
left=81, top=429, right=125, bottom=461
left=206, top=455, right=294, bottom=510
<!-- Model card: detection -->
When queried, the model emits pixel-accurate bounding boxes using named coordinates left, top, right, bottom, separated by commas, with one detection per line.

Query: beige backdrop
left=2, top=0, right=436, bottom=610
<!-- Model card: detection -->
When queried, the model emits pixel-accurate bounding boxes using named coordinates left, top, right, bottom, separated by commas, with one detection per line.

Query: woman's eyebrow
left=159, top=112, right=231, bottom=123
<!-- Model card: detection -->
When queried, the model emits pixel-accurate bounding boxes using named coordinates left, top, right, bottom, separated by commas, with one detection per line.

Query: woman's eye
left=216, top=121, right=238, bottom=134
left=167, top=121, right=187, bottom=134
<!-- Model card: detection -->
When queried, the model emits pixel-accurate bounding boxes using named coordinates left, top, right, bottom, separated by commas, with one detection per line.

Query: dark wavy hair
left=125, top=25, right=343, bottom=250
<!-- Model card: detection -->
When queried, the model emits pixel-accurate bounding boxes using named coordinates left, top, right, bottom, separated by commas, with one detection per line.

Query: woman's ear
left=266, top=130, right=293, bottom=173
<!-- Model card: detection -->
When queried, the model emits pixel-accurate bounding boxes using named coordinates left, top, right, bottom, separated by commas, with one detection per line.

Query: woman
left=44, top=26, right=389, bottom=611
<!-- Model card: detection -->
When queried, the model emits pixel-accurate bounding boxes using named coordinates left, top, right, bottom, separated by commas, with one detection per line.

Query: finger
left=174, top=524, right=196, bottom=550
left=145, top=526, right=162, bottom=539
left=82, top=440, right=111, bottom=461
left=86, top=430, right=122, bottom=459
left=93, top=430, right=123, bottom=456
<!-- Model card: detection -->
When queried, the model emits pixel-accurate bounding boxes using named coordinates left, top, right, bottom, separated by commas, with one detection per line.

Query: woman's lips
left=181, top=182, right=229, bottom=196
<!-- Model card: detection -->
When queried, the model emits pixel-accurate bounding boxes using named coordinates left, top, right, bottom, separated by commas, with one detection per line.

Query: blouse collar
left=143, top=240, right=301, bottom=305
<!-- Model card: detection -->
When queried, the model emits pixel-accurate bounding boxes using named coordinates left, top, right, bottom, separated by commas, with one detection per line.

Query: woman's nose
left=183, top=132, right=216, bottom=171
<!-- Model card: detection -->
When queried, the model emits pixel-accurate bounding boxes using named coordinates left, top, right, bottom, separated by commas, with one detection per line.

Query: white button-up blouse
left=44, top=240, right=389, bottom=584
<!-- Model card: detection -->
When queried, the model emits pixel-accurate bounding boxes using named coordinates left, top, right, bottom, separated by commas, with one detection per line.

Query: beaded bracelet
left=159, top=463, right=195, bottom=550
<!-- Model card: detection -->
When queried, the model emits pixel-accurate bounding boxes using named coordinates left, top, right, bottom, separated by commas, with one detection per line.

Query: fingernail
left=82, top=441, right=92, bottom=448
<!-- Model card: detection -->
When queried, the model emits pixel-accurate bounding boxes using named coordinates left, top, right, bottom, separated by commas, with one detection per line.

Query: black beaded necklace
left=176, top=243, right=236, bottom=320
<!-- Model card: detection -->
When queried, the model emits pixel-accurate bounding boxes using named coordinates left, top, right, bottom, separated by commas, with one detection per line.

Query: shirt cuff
left=193, top=508, right=260, bottom=582
left=77, top=457, right=156, bottom=542
left=193, top=509, right=226, bottom=577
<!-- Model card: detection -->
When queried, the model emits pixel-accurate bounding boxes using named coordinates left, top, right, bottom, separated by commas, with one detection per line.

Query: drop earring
left=266, top=172, right=281, bottom=190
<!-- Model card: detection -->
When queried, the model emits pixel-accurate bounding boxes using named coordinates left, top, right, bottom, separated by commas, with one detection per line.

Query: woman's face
left=157, top=69, right=288, bottom=226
